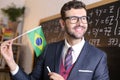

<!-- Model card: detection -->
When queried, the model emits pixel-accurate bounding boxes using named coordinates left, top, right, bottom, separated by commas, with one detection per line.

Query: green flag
left=27, top=26, right=47, bottom=57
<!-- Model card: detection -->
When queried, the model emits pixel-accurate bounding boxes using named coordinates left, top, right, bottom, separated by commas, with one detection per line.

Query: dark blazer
left=12, top=40, right=109, bottom=80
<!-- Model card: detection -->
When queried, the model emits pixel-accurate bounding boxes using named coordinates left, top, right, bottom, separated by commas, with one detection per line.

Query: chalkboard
left=86, top=0, right=120, bottom=47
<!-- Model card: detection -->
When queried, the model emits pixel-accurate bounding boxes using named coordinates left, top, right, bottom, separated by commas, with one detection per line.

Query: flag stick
left=12, top=26, right=41, bottom=41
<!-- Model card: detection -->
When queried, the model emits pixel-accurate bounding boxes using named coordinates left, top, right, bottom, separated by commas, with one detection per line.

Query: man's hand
left=0, top=40, right=17, bottom=71
left=48, top=72, right=65, bottom=80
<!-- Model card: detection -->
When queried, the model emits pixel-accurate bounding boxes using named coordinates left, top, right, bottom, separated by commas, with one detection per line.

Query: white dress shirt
left=62, top=38, right=85, bottom=65
left=11, top=64, right=19, bottom=75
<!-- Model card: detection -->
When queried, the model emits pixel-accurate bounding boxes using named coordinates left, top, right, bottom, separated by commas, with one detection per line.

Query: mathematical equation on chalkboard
left=85, top=1, right=120, bottom=47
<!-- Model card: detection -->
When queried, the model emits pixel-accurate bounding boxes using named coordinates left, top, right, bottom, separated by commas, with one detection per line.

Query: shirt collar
left=64, top=37, right=85, bottom=50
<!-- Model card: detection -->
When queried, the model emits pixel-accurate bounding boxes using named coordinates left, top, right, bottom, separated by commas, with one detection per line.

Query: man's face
left=63, top=8, right=88, bottom=39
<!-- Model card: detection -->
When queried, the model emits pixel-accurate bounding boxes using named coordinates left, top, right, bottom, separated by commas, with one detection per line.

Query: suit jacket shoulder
left=68, top=41, right=109, bottom=80
left=84, top=41, right=107, bottom=56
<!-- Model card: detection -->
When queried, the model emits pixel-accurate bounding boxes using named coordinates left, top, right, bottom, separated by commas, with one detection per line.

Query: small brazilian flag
left=27, top=26, right=47, bottom=57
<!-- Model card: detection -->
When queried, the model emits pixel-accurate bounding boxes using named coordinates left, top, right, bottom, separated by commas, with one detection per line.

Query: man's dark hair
left=60, top=1, right=86, bottom=20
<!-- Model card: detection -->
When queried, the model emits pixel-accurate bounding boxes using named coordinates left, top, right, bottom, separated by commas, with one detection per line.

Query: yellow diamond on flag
left=34, top=33, right=43, bottom=51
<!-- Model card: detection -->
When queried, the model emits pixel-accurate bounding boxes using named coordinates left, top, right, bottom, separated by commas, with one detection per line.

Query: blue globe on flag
left=36, top=38, right=42, bottom=46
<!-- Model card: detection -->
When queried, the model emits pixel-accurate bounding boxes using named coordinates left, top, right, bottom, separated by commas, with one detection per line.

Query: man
left=0, top=1, right=109, bottom=80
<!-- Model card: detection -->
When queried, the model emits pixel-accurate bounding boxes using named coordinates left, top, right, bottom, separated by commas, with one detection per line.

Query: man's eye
left=71, top=17, right=77, bottom=20
left=82, top=17, right=87, bottom=20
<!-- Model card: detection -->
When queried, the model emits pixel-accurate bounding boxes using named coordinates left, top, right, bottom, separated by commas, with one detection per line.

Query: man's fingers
left=48, top=72, right=64, bottom=80
left=1, top=40, right=13, bottom=49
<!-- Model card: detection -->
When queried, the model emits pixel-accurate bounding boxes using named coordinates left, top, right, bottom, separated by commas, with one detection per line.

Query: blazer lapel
left=67, top=42, right=90, bottom=80
left=54, top=40, right=65, bottom=73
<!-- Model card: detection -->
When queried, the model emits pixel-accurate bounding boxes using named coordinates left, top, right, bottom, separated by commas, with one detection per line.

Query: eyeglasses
left=64, top=16, right=88, bottom=24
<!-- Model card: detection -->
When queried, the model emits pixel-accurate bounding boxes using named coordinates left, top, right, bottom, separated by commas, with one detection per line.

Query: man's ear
left=59, top=19, right=65, bottom=30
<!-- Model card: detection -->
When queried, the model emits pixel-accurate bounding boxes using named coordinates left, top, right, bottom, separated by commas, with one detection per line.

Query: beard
left=65, top=25, right=87, bottom=39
